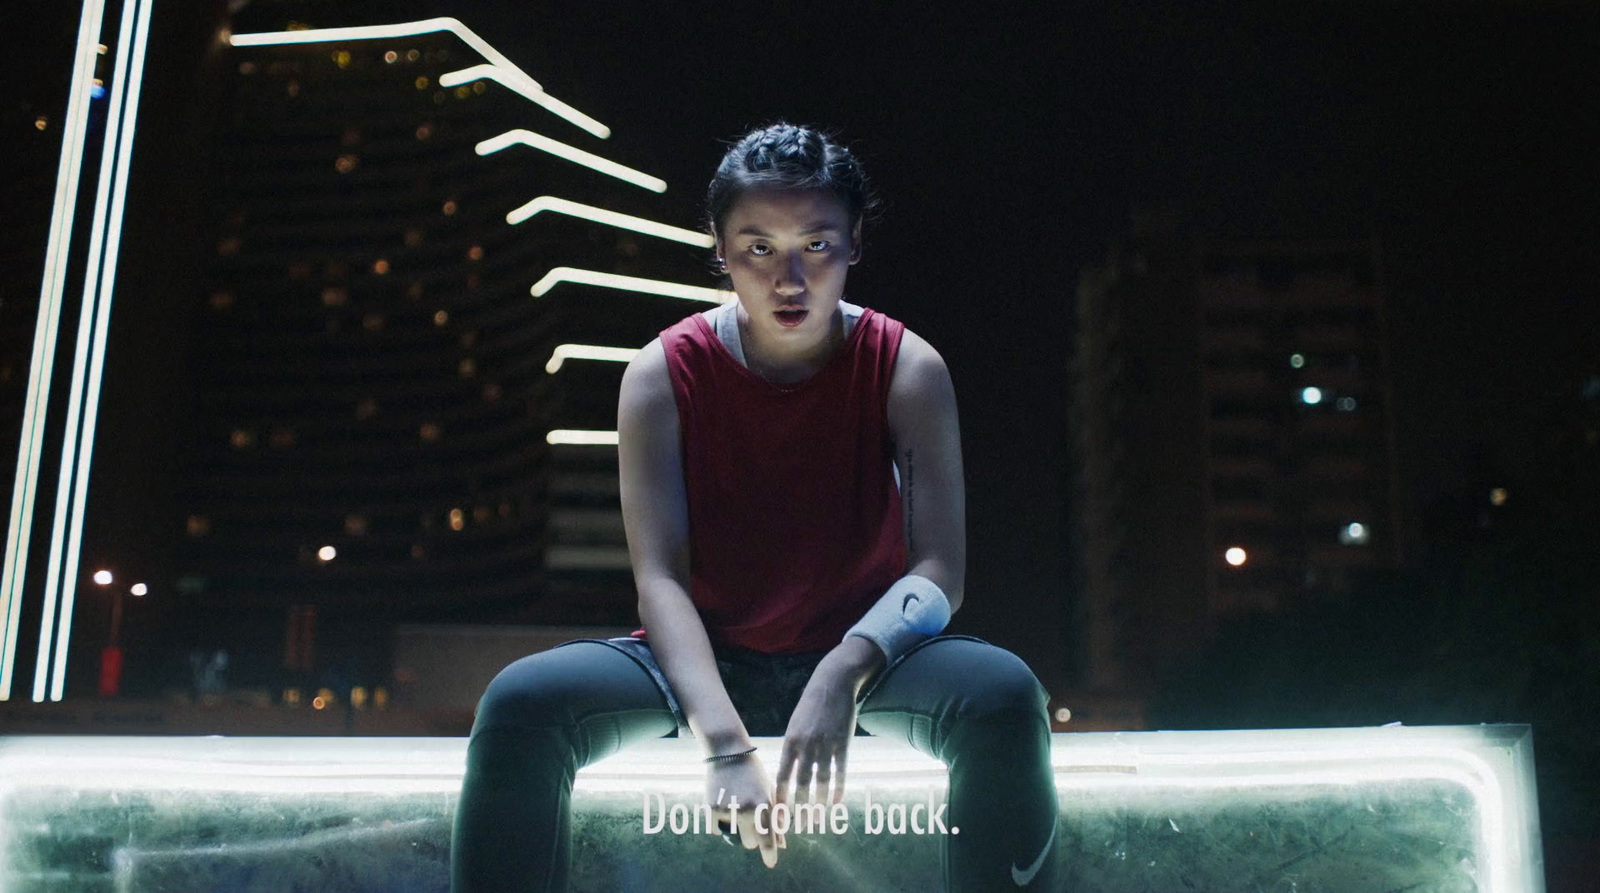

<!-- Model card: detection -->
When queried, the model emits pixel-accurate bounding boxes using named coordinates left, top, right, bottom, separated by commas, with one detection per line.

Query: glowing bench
left=0, top=725, right=1543, bottom=892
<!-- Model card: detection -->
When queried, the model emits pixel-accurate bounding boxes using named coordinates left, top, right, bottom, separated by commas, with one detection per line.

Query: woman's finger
left=830, top=747, right=849, bottom=805
left=814, top=752, right=834, bottom=805
left=773, top=741, right=798, bottom=805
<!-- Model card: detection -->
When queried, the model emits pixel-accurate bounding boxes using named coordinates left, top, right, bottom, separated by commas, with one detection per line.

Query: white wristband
left=844, top=574, right=951, bottom=665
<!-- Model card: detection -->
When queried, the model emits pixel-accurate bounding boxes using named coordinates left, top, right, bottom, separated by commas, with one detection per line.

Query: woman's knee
left=472, top=642, right=638, bottom=735
left=949, top=643, right=1049, bottom=721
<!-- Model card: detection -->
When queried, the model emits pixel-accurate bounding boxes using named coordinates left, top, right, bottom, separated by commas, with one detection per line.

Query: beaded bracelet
left=703, top=745, right=757, bottom=764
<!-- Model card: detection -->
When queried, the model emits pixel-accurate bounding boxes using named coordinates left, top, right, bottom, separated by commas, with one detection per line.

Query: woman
left=452, top=123, right=1059, bottom=892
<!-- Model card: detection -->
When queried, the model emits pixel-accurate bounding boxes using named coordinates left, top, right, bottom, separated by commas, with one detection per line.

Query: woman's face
left=715, top=187, right=861, bottom=348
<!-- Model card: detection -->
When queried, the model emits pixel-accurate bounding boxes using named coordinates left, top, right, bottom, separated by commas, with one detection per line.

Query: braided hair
left=705, top=123, right=880, bottom=244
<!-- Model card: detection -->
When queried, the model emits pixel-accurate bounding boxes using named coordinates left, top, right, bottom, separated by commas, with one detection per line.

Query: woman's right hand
left=706, top=755, right=783, bottom=867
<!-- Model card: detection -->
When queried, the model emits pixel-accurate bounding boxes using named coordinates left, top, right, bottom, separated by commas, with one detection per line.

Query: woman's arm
left=886, top=328, right=967, bottom=612
left=816, top=327, right=968, bottom=688
left=776, top=327, right=966, bottom=806
left=617, top=339, right=781, bottom=865
left=617, top=339, right=748, bottom=754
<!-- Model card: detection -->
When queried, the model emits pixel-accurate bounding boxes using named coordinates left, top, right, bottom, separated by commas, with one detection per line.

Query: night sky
left=4, top=0, right=1596, bottom=659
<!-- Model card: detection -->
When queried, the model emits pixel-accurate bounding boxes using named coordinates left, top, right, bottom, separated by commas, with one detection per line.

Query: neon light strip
left=545, top=344, right=639, bottom=374
left=476, top=130, right=666, bottom=194
left=530, top=267, right=725, bottom=303
left=507, top=196, right=711, bottom=246
left=33, top=0, right=148, bottom=701
left=545, top=430, right=619, bottom=446
left=0, top=0, right=108, bottom=701
left=45, top=0, right=156, bottom=703
left=228, top=18, right=609, bottom=139
left=435, top=64, right=604, bottom=141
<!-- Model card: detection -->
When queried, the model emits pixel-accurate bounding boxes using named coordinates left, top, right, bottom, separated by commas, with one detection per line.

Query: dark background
left=5, top=0, right=1598, bottom=884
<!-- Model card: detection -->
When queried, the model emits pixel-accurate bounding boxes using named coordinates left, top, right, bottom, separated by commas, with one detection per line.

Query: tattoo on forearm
left=905, top=448, right=915, bottom=552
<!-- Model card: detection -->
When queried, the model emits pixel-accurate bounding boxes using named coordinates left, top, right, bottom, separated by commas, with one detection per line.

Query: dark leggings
left=451, top=637, right=1058, bottom=892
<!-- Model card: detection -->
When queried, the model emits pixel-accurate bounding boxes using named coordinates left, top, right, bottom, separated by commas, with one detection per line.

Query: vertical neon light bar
left=47, top=0, right=158, bottom=702
left=0, top=0, right=110, bottom=701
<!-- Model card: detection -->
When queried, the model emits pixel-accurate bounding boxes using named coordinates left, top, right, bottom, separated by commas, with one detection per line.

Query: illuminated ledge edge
left=0, top=725, right=1543, bottom=893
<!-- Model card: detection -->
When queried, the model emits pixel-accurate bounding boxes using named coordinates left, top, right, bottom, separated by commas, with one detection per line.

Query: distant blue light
left=90, top=83, right=107, bottom=99
left=1300, top=387, right=1323, bottom=405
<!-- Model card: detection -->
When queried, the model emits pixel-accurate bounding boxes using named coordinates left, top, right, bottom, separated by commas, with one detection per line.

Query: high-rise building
left=161, top=11, right=715, bottom=686
left=1071, top=210, right=1402, bottom=691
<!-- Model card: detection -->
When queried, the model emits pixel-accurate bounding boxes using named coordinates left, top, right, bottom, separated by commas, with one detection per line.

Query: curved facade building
left=168, top=9, right=713, bottom=686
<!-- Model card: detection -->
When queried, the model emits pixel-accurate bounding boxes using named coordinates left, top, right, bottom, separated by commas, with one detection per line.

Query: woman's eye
left=807, top=240, right=831, bottom=252
left=748, top=244, right=771, bottom=256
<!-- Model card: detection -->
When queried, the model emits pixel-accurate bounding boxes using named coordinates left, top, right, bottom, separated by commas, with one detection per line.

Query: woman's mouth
left=774, top=308, right=808, bottom=327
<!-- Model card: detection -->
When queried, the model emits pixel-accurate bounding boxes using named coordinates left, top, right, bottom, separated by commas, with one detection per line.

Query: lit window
left=1300, top=387, right=1323, bottom=405
left=130, top=583, right=148, bottom=597
left=317, top=545, right=337, bottom=562
left=34, top=116, right=48, bottom=131
left=186, top=515, right=211, bottom=537
left=321, top=287, right=347, bottom=307
left=383, top=50, right=397, bottom=63
left=362, top=313, right=385, bottom=331
left=458, top=358, right=477, bottom=378
left=372, top=258, right=390, bottom=275
left=433, top=310, right=449, bottom=326
left=269, top=428, right=296, bottom=449
left=1489, top=488, right=1508, bottom=507
left=1339, top=522, right=1370, bottom=546
left=209, top=291, right=235, bottom=310
left=404, top=229, right=424, bottom=247
left=406, top=49, right=420, bottom=61
left=1224, top=547, right=1248, bottom=567
left=229, top=429, right=255, bottom=449
left=473, top=505, right=492, bottom=523
left=331, top=50, right=351, bottom=69
left=448, top=508, right=465, bottom=531
left=1054, top=707, right=1071, bottom=723
left=1289, top=353, right=1305, bottom=369
left=420, top=423, right=441, bottom=442
left=467, top=245, right=484, bottom=261
left=442, top=200, right=458, bottom=216
left=414, top=75, right=429, bottom=90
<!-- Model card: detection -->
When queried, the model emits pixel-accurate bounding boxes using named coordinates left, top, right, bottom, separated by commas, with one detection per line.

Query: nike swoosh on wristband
left=1010, top=822, right=1056, bottom=887
left=902, top=593, right=919, bottom=612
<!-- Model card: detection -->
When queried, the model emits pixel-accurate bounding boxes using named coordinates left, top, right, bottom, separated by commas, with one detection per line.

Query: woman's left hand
left=774, top=639, right=884, bottom=807
left=774, top=669, right=859, bottom=807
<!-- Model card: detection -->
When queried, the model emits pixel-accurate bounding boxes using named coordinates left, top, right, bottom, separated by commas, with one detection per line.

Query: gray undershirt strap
left=706, top=300, right=862, bottom=369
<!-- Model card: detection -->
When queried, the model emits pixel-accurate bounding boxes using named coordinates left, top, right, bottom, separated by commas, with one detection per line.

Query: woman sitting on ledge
left=452, top=122, right=1059, bottom=892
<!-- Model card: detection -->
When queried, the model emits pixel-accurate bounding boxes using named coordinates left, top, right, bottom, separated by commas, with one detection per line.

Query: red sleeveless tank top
left=637, top=306, right=907, bottom=654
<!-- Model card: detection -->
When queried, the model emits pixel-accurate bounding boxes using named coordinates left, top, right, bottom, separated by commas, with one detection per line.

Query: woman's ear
left=849, top=220, right=863, bottom=264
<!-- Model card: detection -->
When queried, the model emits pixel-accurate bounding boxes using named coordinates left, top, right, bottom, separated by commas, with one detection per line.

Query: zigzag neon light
left=529, top=268, right=725, bottom=303
left=507, top=196, right=711, bottom=247
left=228, top=18, right=610, bottom=139
left=545, top=344, right=640, bottom=374
left=476, top=131, right=666, bottom=193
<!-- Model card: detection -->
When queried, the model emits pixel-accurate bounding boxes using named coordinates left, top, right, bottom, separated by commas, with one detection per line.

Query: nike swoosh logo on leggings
left=1010, top=821, right=1055, bottom=887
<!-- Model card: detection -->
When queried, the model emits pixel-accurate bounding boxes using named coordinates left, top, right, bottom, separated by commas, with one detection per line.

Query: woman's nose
left=774, top=252, right=806, bottom=294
